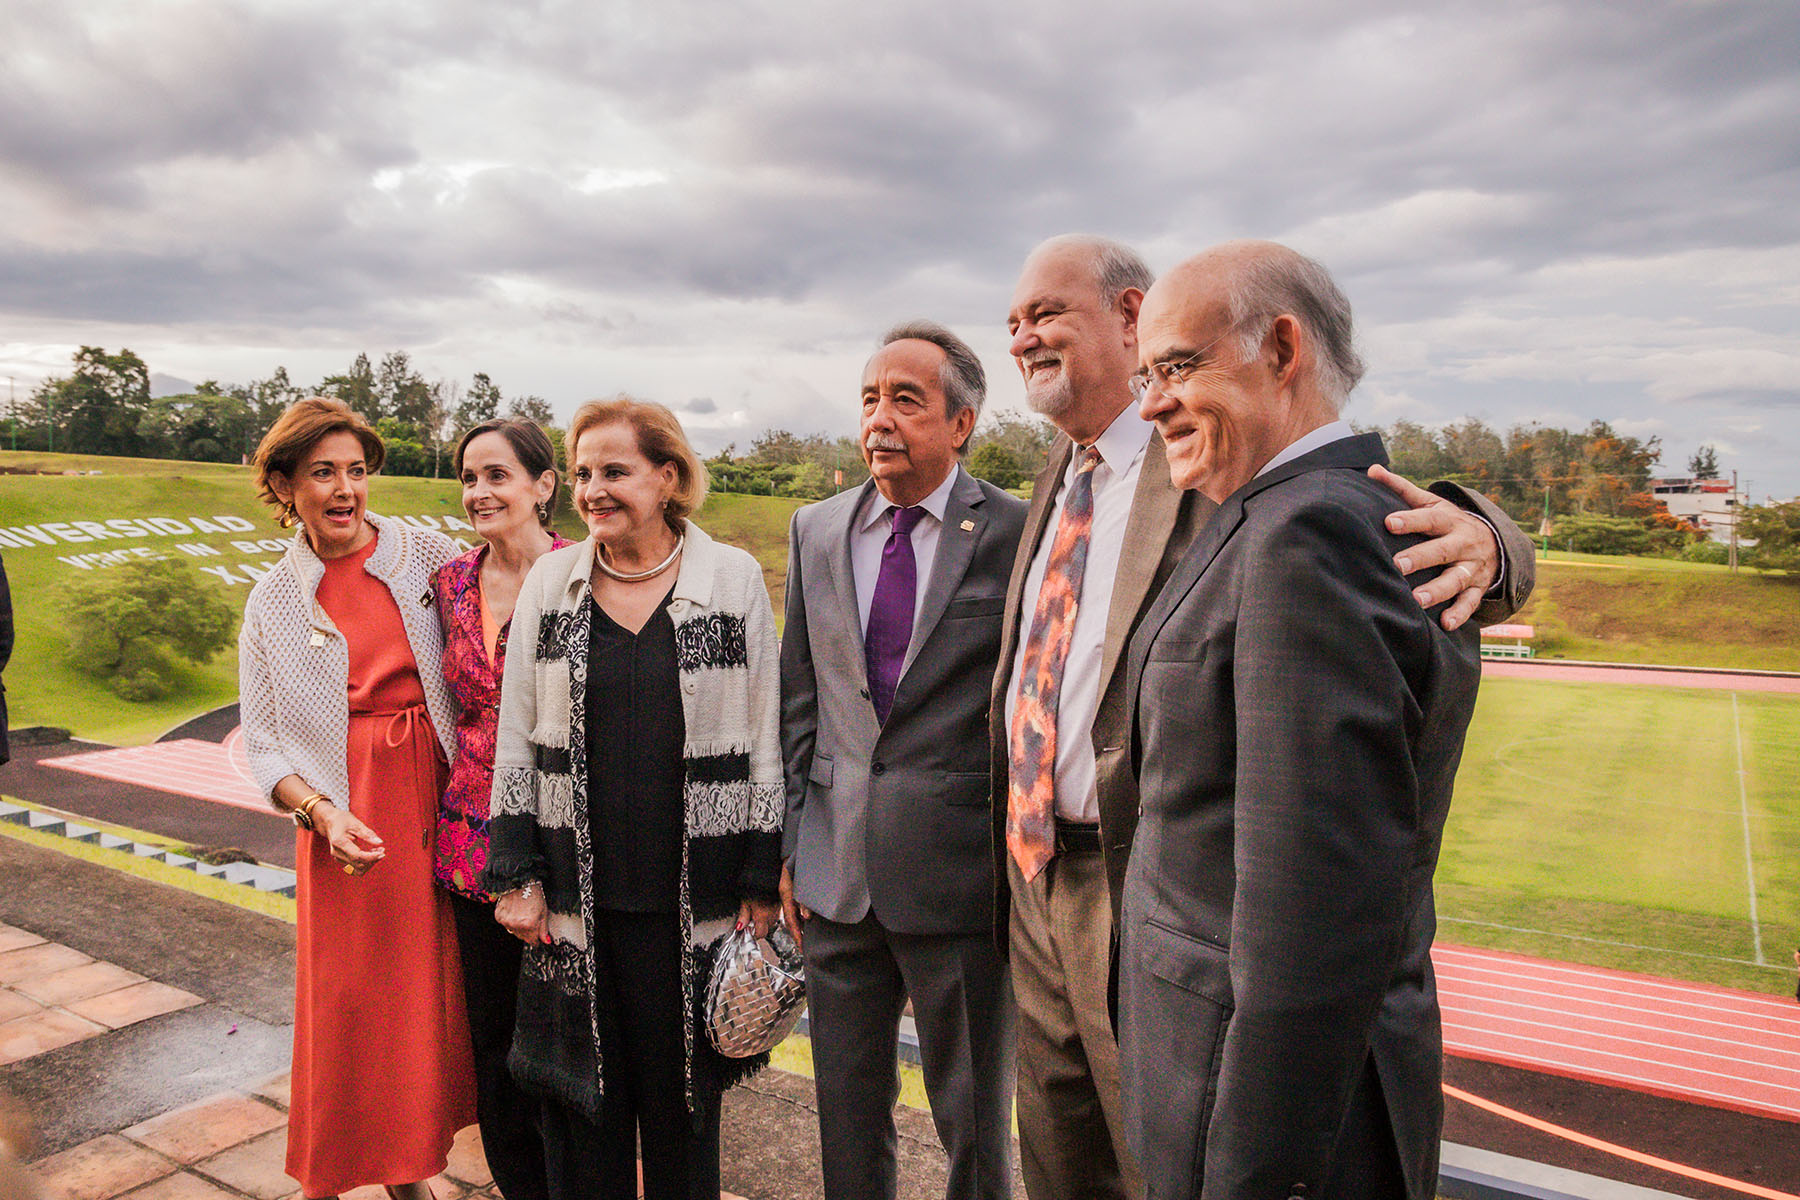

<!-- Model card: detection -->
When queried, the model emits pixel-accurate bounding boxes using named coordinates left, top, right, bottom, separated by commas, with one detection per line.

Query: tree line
left=2, top=345, right=552, bottom=477
left=8, top=345, right=1793, bottom=570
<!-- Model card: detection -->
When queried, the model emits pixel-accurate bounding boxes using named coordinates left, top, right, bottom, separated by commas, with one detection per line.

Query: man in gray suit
left=1120, top=241, right=1485, bottom=1198
left=989, top=237, right=1532, bottom=1200
left=780, top=321, right=1028, bottom=1200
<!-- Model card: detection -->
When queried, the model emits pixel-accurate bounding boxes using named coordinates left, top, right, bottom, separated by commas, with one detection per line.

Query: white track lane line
left=1436, top=970, right=1800, bottom=1033
left=1434, top=949, right=1800, bottom=1011
left=1437, top=917, right=1771, bottom=969
left=1733, top=692, right=1767, bottom=966
left=1425, top=971, right=1792, bottom=1036
left=1439, top=990, right=1800, bottom=1056
left=1441, top=1007, right=1800, bottom=1076
left=1439, top=1020, right=1800, bottom=1096
left=1441, top=1040, right=1800, bottom=1117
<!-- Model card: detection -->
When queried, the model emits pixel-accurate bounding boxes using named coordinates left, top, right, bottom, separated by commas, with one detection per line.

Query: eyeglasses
left=1128, top=325, right=1239, bottom=402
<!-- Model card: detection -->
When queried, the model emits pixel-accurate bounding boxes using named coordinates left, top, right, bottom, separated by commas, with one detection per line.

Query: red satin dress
left=288, top=535, right=477, bottom=1196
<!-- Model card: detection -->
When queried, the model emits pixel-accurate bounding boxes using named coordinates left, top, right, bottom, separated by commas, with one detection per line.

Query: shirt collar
left=1083, top=403, right=1154, bottom=475
left=1256, top=419, right=1355, bottom=479
left=859, top=464, right=961, bottom=534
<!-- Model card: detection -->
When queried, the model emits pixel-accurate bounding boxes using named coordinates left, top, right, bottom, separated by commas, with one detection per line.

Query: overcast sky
left=4, top=0, right=1797, bottom=497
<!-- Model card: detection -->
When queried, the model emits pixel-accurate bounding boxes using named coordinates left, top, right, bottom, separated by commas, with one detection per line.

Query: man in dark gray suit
left=1120, top=241, right=1485, bottom=1199
left=780, top=321, right=1028, bottom=1200
left=989, top=237, right=1531, bottom=1200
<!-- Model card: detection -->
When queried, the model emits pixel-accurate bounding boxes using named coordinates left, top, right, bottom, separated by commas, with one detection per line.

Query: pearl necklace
left=594, top=532, right=685, bottom=582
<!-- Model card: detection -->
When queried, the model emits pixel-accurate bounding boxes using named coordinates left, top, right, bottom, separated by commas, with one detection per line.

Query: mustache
left=865, top=433, right=908, bottom=453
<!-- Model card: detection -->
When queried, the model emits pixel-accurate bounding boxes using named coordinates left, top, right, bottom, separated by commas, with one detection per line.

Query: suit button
left=871, top=762, right=886, bottom=776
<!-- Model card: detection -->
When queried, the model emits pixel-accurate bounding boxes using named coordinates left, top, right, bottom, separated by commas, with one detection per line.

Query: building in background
left=1651, top=477, right=1746, bottom=542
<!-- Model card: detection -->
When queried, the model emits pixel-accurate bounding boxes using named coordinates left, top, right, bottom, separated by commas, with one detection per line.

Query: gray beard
left=1024, top=372, right=1077, bottom=419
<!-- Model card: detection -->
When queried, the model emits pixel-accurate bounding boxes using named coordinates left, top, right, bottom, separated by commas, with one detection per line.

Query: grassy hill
left=0, top=450, right=801, bottom=744
left=1516, top=552, right=1800, bottom=671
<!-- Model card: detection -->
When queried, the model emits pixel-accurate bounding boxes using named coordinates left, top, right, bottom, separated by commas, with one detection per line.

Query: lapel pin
left=960, top=519, right=976, bottom=532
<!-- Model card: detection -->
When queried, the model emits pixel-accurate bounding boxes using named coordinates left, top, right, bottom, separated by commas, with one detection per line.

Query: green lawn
left=0, top=453, right=799, bottom=744
left=1440, top=677, right=1800, bottom=994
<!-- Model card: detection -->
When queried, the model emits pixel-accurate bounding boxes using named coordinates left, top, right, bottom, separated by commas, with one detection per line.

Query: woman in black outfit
left=486, top=398, right=785, bottom=1200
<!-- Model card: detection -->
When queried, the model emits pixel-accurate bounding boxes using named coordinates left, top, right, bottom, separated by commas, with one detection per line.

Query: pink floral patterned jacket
left=431, top=537, right=569, bottom=901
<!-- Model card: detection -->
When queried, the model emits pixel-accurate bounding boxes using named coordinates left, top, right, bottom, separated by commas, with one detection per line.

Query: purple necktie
left=866, top=505, right=925, bottom=724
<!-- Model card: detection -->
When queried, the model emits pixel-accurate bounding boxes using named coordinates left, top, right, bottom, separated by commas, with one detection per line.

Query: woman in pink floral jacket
left=433, top=418, right=569, bottom=1200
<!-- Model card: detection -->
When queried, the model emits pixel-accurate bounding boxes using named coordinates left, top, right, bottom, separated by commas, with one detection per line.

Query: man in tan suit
left=987, top=234, right=1534, bottom=1200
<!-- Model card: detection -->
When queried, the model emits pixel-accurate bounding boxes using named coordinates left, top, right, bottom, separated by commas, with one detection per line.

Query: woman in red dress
left=239, top=398, right=476, bottom=1199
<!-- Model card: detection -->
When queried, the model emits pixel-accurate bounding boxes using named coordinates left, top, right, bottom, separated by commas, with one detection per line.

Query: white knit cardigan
left=239, top=512, right=458, bottom=809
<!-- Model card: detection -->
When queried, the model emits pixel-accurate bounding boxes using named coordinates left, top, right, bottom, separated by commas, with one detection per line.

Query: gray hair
left=1034, top=234, right=1154, bottom=308
left=879, top=320, right=987, bottom=440
left=1225, top=246, right=1365, bottom=410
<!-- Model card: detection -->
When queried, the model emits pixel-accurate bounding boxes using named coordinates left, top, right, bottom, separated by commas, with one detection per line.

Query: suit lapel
left=1098, top=430, right=1181, bottom=693
left=827, top=481, right=877, bottom=673
left=1125, top=487, right=1247, bottom=713
left=1124, top=431, right=1390, bottom=699
left=997, top=438, right=1072, bottom=683
left=901, top=466, right=984, bottom=679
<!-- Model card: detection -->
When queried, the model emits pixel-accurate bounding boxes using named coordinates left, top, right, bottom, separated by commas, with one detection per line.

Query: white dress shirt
left=1004, top=407, right=1153, bottom=823
left=852, top=464, right=963, bottom=637
left=1256, top=419, right=1354, bottom=478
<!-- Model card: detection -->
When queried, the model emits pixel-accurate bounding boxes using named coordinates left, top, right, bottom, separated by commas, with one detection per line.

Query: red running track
left=43, top=729, right=270, bottom=814
left=1435, top=943, right=1800, bottom=1123
left=1483, top=660, right=1800, bottom=693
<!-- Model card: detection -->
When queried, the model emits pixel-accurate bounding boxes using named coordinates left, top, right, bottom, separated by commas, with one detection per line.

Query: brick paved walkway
left=0, top=926, right=201, bottom=1068
left=4, top=920, right=745, bottom=1200
left=31, top=1075, right=499, bottom=1200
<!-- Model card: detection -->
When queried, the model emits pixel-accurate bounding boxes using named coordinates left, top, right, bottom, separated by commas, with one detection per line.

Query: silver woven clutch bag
left=705, top=921, right=807, bottom=1058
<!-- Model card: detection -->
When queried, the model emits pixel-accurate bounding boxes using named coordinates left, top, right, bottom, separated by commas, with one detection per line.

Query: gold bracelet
left=291, top=793, right=329, bottom=831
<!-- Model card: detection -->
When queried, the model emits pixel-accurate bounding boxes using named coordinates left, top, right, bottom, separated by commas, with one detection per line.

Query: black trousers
left=450, top=893, right=549, bottom=1200
left=538, top=908, right=721, bottom=1200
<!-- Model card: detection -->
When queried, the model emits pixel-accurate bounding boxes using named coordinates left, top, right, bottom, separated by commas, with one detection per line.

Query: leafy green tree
left=25, top=346, right=152, bottom=455
left=1688, top=444, right=1721, bottom=478
left=1550, top=513, right=1655, bottom=557
left=967, top=442, right=1026, bottom=490
left=1740, top=501, right=1800, bottom=571
left=458, top=372, right=503, bottom=429
left=318, top=354, right=376, bottom=416
left=63, top=559, right=238, bottom=700
left=966, top=411, right=1057, bottom=471
left=375, top=418, right=431, bottom=476
left=508, top=395, right=556, bottom=427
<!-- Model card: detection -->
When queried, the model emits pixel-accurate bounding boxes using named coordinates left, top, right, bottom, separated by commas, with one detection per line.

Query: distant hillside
left=1516, top=556, right=1800, bottom=671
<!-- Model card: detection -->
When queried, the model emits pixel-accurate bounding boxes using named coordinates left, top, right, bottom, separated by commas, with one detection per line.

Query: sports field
left=1439, top=676, right=1800, bottom=996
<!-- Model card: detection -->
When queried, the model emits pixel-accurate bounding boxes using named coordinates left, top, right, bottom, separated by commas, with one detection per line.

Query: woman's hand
left=738, top=895, right=781, bottom=941
left=312, top=803, right=385, bottom=876
left=496, top=884, right=550, bottom=945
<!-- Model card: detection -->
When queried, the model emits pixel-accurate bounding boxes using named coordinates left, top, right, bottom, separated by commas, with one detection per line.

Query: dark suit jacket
left=1117, top=434, right=1483, bottom=1200
left=782, top=467, right=1028, bottom=935
left=988, top=426, right=1535, bottom=949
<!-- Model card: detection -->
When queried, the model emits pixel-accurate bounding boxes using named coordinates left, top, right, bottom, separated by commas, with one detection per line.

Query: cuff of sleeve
left=1428, top=481, right=1508, bottom=599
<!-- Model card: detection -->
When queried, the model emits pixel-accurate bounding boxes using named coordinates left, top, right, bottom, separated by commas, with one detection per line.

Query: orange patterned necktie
left=1007, top=445, right=1102, bottom=881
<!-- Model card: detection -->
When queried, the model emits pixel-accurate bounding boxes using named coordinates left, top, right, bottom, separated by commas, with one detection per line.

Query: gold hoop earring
left=280, top=502, right=298, bottom=529
left=536, top=501, right=550, bottom=523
